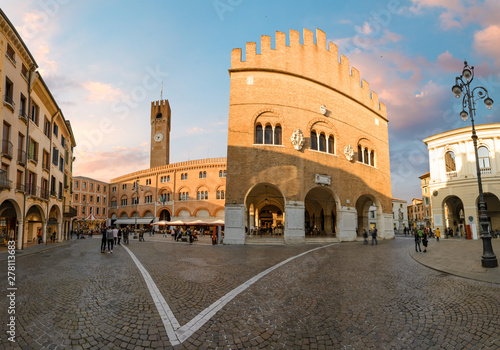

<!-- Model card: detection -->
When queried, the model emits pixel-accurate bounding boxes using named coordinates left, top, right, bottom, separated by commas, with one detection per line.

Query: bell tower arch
left=150, top=100, right=171, bottom=168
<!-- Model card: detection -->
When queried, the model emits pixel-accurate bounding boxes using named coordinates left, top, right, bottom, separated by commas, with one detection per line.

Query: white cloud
left=82, top=81, right=123, bottom=103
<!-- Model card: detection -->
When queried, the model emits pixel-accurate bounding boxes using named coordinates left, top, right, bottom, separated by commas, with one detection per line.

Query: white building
left=392, top=198, right=408, bottom=232
left=423, top=123, right=500, bottom=239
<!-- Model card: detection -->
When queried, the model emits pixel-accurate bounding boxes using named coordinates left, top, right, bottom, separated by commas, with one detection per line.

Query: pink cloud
left=82, top=81, right=123, bottom=103
left=74, top=147, right=149, bottom=182
left=474, top=25, right=500, bottom=67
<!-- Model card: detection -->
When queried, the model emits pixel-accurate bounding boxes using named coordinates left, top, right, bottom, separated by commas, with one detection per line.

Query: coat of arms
left=344, top=145, right=354, bottom=161
left=291, top=129, right=305, bottom=150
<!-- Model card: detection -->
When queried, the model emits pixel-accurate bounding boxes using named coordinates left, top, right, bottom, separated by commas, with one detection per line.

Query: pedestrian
left=362, top=229, right=368, bottom=245
left=100, top=227, right=107, bottom=253
left=371, top=228, right=378, bottom=245
left=449, top=227, right=454, bottom=238
left=107, top=227, right=114, bottom=253
left=117, top=229, right=122, bottom=245
left=123, top=227, right=129, bottom=245
left=422, top=231, right=428, bottom=253
left=139, top=228, right=145, bottom=242
left=188, top=228, right=194, bottom=244
left=112, top=226, right=118, bottom=246
left=435, top=227, right=440, bottom=242
left=415, top=228, right=422, bottom=252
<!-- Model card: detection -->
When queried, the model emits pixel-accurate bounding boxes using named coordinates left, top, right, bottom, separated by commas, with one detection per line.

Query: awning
left=167, top=217, right=225, bottom=226
left=114, top=218, right=154, bottom=225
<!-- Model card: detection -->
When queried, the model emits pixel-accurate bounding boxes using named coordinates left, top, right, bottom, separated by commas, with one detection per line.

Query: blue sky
left=5, top=0, right=500, bottom=202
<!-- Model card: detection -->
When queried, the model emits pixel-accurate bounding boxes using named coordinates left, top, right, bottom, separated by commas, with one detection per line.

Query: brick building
left=107, top=101, right=226, bottom=228
left=72, top=176, right=108, bottom=230
left=224, top=29, right=393, bottom=244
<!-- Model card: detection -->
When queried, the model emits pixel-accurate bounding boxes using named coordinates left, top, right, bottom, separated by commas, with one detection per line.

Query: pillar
left=337, top=207, right=357, bottom=241
left=224, top=204, right=245, bottom=244
left=42, top=222, right=47, bottom=244
left=17, top=220, right=23, bottom=250
left=284, top=201, right=305, bottom=244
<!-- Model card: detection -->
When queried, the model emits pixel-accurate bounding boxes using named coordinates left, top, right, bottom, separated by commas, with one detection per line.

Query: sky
left=4, top=0, right=500, bottom=202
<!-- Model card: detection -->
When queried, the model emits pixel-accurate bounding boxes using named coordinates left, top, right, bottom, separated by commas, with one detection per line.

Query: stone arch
left=141, top=210, right=154, bottom=218
left=157, top=208, right=171, bottom=221
left=214, top=207, right=225, bottom=218
left=118, top=211, right=128, bottom=218
left=244, top=183, right=285, bottom=237
left=0, top=199, right=22, bottom=247
left=194, top=208, right=210, bottom=217
left=252, top=108, right=284, bottom=127
left=355, top=194, right=383, bottom=237
left=25, top=204, right=46, bottom=245
left=442, top=195, right=465, bottom=235
left=176, top=208, right=191, bottom=217
left=304, top=186, right=340, bottom=237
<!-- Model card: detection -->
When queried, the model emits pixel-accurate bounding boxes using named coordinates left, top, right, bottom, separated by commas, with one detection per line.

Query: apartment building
left=72, top=176, right=108, bottom=231
left=0, top=9, right=76, bottom=249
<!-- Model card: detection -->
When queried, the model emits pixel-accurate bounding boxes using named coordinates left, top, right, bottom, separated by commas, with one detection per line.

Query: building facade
left=107, top=100, right=226, bottom=227
left=408, top=198, right=424, bottom=229
left=419, top=172, right=432, bottom=227
left=423, top=124, right=500, bottom=239
left=0, top=9, right=76, bottom=249
left=72, top=176, right=108, bottom=230
left=392, top=198, right=408, bottom=232
left=224, top=29, right=393, bottom=244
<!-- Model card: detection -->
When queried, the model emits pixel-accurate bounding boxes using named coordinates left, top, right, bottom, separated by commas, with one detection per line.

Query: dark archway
left=304, top=187, right=337, bottom=237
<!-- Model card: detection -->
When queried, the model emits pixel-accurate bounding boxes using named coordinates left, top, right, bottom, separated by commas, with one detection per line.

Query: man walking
left=112, top=226, right=118, bottom=246
left=100, top=227, right=107, bottom=253
left=363, top=229, right=368, bottom=245
left=435, top=227, right=440, bottom=242
left=371, top=228, right=378, bottom=245
left=415, top=227, right=423, bottom=252
left=107, top=227, right=114, bottom=253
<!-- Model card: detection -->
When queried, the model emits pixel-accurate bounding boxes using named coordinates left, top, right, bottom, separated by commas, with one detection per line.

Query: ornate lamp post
left=452, top=61, right=497, bottom=268
left=133, top=179, right=143, bottom=239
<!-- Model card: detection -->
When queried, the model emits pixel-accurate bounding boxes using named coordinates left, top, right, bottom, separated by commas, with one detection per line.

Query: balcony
left=16, top=183, right=25, bottom=192
left=17, top=149, right=27, bottom=165
left=63, top=206, right=77, bottom=217
left=3, top=94, right=15, bottom=112
left=446, top=171, right=457, bottom=179
left=480, top=167, right=492, bottom=175
left=18, top=109, right=28, bottom=123
left=27, top=184, right=49, bottom=201
left=0, top=171, right=12, bottom=190
left=1, top=140, right=13, bottom=159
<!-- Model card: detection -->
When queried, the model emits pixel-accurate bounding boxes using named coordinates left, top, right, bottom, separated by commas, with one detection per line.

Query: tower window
left=156, top=113, right=162, bottom=119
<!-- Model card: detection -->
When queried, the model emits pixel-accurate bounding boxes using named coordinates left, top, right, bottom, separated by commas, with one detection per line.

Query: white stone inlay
left=124, top=243, right=338, bottom=345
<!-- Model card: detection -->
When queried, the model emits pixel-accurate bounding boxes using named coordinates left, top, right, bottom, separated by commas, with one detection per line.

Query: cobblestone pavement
left=1, top=237, right=499, bottom=349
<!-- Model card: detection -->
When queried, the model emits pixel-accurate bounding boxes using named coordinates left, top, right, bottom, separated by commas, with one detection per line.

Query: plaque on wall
left=315, top=174, right=331, bottom=186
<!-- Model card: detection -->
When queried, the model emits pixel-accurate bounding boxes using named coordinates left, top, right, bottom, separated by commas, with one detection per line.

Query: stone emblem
left=291, top=129, right=305, bottom=150
left=344, top=145, right=354, bottom=161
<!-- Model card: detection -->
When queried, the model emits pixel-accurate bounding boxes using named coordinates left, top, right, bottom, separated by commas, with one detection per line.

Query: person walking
left=123, top=227, right=129, bottom=245
left=371, top=228, right=378, bottom=245
left=435, top=227, right=440, bottom=242
left=422, top=231, right=428, bottom=253
left=362, top=229, right=368, bottom=245
left=117, top=229, right=122, bottom=245
left=112, top=226, right=118, bottom=246
left=415, top=229, right=422, bottom=252
left=106, top=227, right=114, bottom=253
left=139, top=228, right=145, bottom=242
left=100, top=227, right=107, bottom=253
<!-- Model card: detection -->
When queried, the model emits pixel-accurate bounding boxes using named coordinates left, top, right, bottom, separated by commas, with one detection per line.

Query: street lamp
left=452, top=60, right=498, bottom=268
left=132, top=179, right=143, bottom=239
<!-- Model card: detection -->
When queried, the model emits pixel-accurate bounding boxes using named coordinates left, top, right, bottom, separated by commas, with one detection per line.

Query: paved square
left=1, top=237, right=499, bottom=349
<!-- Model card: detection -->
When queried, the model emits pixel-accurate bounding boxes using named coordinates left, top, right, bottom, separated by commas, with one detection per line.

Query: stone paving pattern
left=0, top=237, right=499, bottom=349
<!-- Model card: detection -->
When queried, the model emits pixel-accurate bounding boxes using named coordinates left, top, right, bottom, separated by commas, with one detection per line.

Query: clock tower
left=150, top=100, right=171, bottom=168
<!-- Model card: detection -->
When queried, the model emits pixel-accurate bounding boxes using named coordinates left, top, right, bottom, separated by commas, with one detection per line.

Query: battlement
left=230, top=28, right=386, bottom=118
left=151, top=100, right=169, bottom=107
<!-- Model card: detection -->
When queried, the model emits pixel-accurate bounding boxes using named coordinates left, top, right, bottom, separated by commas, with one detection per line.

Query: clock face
left=154, top=133, right=163, bottom=142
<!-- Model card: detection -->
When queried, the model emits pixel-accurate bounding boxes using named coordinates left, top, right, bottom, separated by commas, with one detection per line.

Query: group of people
left=413, top=227, right=440, bottom=253
left=362, top=228, right=378, bottom=245
left=100, top=227, right=132, bottom=253
left=170, top=228, right=197, bottom=244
